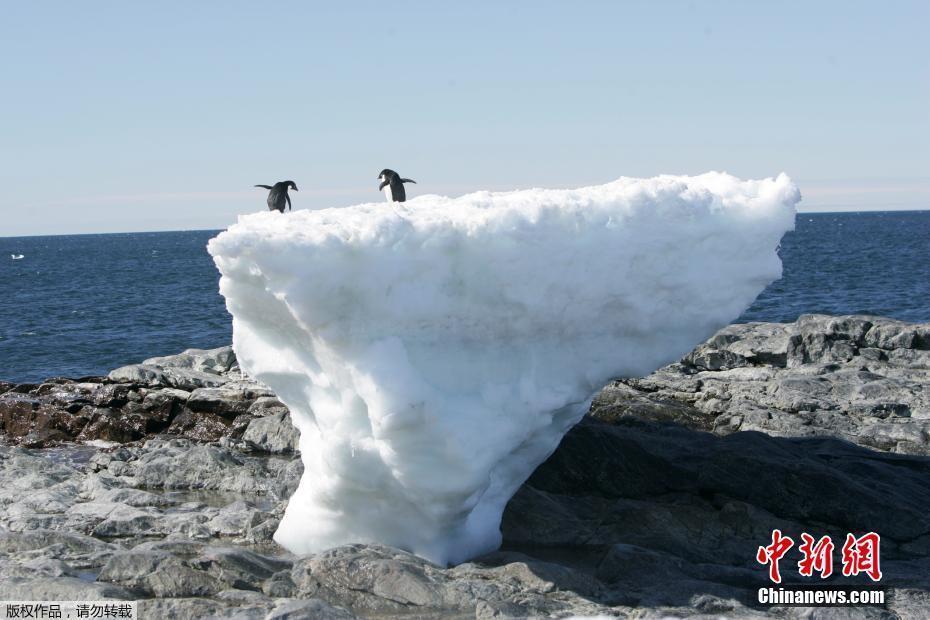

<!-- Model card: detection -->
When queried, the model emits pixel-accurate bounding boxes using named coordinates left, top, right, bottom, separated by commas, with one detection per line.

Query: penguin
left=254, top=180, right=298, bottom=213
left=377, top=169, right=416, bottom=202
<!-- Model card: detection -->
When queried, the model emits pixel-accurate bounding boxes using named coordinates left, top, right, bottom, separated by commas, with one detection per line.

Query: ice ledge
left=208, top=172, right=799, bottom=565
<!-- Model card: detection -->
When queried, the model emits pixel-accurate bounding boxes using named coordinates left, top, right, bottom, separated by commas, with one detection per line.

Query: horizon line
left=2, top=206, right=928, bottom=240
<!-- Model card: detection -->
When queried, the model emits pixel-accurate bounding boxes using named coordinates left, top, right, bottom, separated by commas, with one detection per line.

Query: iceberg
left=208, top=172, right=799, bottom=565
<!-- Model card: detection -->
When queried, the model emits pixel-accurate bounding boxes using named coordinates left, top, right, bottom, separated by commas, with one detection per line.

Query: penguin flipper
left=379, top=180, right=389, bottom=191
left=254, top=184, right=273, bottom=190
left=401, top=178, right=416, bottom=184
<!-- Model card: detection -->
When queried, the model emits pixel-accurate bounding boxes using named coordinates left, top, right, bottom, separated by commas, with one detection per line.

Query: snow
left=207, top=172, right=799, bottom=565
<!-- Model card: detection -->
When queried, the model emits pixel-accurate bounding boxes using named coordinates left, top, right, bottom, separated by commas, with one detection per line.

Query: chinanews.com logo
left=755, top=529, right=885, bottom=607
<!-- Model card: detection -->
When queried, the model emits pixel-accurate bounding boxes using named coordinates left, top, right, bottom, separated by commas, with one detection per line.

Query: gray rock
left=0, top=576, right=134, bottom=600
left=107, top=363, right=170, bottom=386
left=0, top=529, right=115, bottom=558
left=290, top=544, right=615, bottom=617
left=188, top=384, right=274, bottom=418
left=106, top=347, right=240, bottom=391
left=248, top=397, right=290, bottom=417
left=112, top=365, right=231, bottom=390
left=601, top=314, right=930, bottom=455
left=194, top=546, right=291, bottom=590
left=136, top=598, right=263, bottom=620
left=242, top=410, right=300, bottom=453
left=143, top=346, right=237, bottom=375
left=98, top=549, right=223, bottom=597
left=206, top=501, right=265, bottom=537
left=129, top=439, right=279, bottom=493
left=266, top=599, right=356, bottom=619
left=90, top=505, right=161, bottom=537
left=5, top=315, right=930, bottom=617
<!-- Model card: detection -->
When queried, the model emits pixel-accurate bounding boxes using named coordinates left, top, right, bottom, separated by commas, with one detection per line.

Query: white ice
left=208, top=172, right=799, bottom=566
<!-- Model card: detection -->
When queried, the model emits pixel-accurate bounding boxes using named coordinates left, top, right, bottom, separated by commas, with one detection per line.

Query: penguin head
left=284, top=180, right=298, bottom=192
left=378, top=169, right=397, bottom=182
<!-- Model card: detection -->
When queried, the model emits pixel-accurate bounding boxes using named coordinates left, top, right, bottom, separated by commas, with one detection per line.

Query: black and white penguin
left=377, top=169, right=416, bottom=202
left=254, top=180, right=298, bottom=213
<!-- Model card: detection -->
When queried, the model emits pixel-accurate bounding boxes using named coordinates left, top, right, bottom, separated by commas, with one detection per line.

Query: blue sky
left=1, top=1, right=927, bottom=236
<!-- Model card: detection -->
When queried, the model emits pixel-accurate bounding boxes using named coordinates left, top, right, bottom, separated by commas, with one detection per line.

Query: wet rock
left=166, top=408, right=230, bottom=442
left=75, top=406, right=151, bottom=443
left=248, top=397, right=289, bottom=417
left=0, top=393, right=92, bottom=446
left=188, top=385, right=268, bottom=418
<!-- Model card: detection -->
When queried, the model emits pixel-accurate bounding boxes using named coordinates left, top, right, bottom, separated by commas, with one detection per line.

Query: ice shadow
left=489, top=416, right=930, bottom=610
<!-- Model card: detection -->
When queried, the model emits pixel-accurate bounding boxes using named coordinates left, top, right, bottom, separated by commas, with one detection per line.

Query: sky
left=1, top=1, right=928, bottom=236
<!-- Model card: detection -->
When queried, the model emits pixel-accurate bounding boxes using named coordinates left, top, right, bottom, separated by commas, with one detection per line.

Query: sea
left=1, top=211, right=928, bottom=383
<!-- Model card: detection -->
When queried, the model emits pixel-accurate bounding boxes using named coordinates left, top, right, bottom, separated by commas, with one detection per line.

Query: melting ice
left=208, top=172, right=799, bottom=565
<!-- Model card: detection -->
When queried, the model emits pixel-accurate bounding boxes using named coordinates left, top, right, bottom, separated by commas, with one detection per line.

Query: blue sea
left=1, top=211, right=928, bottom=383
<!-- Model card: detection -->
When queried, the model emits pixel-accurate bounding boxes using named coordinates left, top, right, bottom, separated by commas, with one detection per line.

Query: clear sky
left=1, top=1, right=928, bottom=236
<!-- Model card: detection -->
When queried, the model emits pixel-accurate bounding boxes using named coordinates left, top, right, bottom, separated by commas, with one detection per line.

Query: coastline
left=1, top=313, right=928, bottom=617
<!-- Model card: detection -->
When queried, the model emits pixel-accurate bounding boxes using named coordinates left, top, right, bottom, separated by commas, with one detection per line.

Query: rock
left=98, top=550, right=223, bottom=597
left=194, top=546, right=291, bottom=590
left=262, top=570, right=297, bottom=598
left=143, top=346, right=237, bottom=374
left=166, top=407, right=230, bottom=442
left=90, top=505, right=162, bottom=537
left=0, top=576, right=134, bottom=600
left=205, top=501, right=265, bottom=537
left=607, top=314, right=930, bottom=455
left=266, top=599, right=356, bottom=620
left=500, top=416, right=930, bottom=610
left=248, top=397, right=289, bottom=417
left=108, top=347, right=238, bottom=391
left=108, top=364, right=230, bottom=390
left=0, top=392, right=92, bottom=446
left=0, top=346, right=274, bottom=445
left=107, top=363, right=169, bottom=386
left=128, top=438, right=284, bottom=494
left=289, top=544, right=615, bottom=617
left=136, top=598, right=257, bottom=619
left=4, top=317, right=930, bottom=616
left=75, top=406, right=150, bottom=443
left=187, top=384, right=272, bottom=418
left=0, top=530, right=118, bottom=570
left=242, top=410, right=300, bottom=453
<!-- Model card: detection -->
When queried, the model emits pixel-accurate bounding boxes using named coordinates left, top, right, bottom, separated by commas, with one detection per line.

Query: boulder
left=98, top=550, right=223, bottom=597
left=242, top=410, right=300, bottom=453
left=608, top=314, right=930, bottom=455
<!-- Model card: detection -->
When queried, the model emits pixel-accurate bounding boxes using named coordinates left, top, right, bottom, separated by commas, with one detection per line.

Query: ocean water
left=1, top=211, right=928, bottom=383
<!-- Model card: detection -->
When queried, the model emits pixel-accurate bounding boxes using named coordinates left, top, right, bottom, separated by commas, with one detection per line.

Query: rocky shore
left=1, top=314, right=929, bottom=618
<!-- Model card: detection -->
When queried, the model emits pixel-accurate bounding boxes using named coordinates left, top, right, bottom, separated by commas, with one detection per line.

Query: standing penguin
left=254, top=180, right=298, bottom=213
left=377, top=169, right=416, bottom=202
